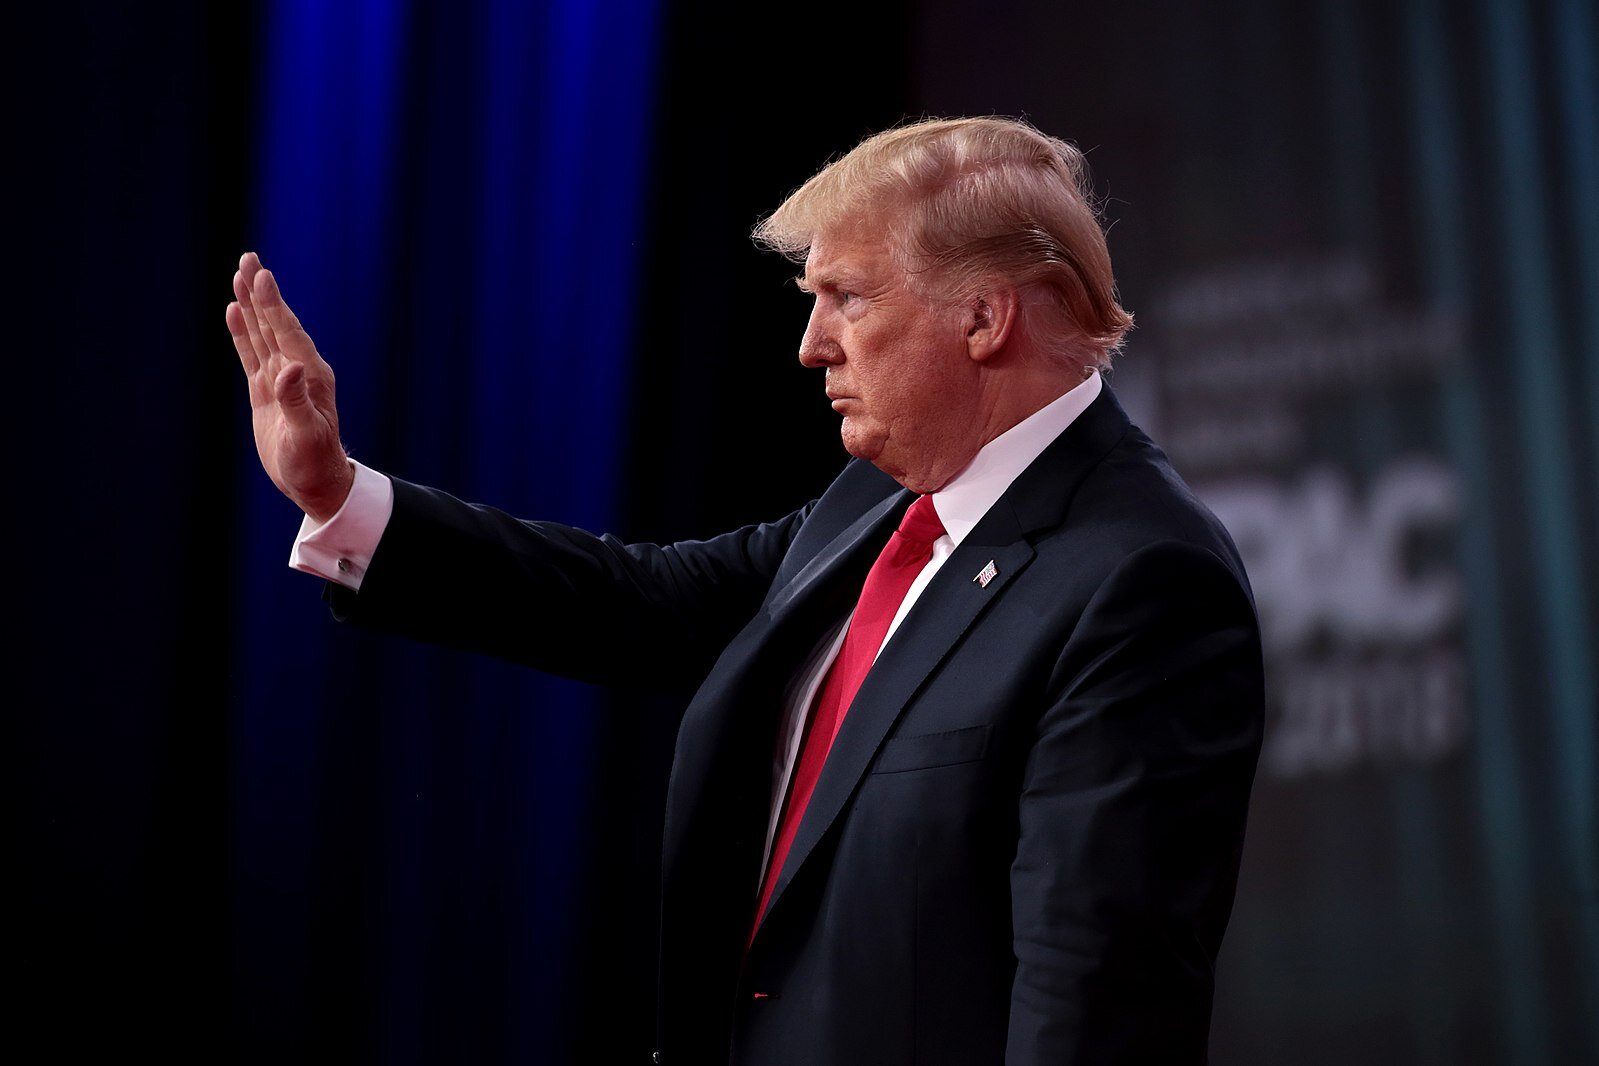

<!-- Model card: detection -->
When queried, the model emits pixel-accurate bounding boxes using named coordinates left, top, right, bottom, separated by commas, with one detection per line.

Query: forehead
left=802, top=228, right=900, bottom=287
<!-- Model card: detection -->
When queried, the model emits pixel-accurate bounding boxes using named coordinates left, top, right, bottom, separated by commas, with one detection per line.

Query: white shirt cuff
left=288, top=460, right=395, bottom=591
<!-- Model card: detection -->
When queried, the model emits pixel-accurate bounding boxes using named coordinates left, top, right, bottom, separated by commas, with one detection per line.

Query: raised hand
left=226, top=253, right=355, bottom=522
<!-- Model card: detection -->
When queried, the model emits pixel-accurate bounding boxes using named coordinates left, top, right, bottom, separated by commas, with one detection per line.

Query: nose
left=798, top=304, right=843, bottom=369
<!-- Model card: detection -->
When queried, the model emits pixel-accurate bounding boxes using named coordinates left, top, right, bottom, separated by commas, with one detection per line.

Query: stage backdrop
left=231, top=1, right=659, bottom=1061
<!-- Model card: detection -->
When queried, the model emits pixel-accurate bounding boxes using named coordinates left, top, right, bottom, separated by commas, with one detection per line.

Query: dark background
left=16, top=0, right=1596, bottom=1062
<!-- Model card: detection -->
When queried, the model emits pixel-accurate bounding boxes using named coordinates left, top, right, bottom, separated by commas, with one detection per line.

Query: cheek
left=852, top=332, right=912, bottom=399
left=855, top=360, right=911, bottom=425
left=870, top=337, right=950, bottom=411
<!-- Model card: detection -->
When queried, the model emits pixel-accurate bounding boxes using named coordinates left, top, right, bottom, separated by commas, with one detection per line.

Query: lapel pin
left=973, top=560, right=999, bottom=588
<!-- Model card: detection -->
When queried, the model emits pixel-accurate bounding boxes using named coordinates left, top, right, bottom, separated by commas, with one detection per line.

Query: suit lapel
left=658, top=482, right=909, bottom=892
left=763, top=489, right=909, bottom=621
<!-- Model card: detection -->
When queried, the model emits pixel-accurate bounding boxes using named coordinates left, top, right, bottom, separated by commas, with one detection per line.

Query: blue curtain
left=229, top=1, right=660, bottom=1059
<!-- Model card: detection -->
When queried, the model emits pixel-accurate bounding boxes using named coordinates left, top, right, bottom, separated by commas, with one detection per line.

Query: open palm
left=226, top=253, right=354, bottom=522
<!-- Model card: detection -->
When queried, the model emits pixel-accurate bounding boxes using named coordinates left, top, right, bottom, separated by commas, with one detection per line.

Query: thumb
left=274, top=361, right=318, bottom=427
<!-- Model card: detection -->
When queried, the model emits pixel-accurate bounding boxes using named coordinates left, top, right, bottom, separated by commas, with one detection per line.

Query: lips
left=825, top=373, right=856, bottom=411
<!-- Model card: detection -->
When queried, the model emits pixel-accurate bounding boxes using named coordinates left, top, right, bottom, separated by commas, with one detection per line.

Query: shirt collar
left=930, top=370, right=1102, bottom=546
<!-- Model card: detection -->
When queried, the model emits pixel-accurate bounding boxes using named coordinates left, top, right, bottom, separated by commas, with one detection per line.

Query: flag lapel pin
left=973, top=560, right=999, bottom=588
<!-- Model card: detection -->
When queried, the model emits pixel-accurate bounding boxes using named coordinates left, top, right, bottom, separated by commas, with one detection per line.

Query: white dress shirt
left=289, top=371, right=1105, bottom=872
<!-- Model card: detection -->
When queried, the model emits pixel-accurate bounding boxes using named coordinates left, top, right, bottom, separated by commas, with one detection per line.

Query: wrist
left=303, top=458, right=356, bottom=524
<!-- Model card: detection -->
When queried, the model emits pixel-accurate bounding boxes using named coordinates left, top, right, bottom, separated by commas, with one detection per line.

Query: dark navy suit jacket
left=329, top=385, right=1264, bottom=1065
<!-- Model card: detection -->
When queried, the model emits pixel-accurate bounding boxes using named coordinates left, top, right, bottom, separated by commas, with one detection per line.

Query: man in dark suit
left=228, top=117, right=1263, bottom=1064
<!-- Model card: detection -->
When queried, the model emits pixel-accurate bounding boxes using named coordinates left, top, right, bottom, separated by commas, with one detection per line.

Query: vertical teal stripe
left=1550, top=0, right=1599, bottom=486
left=1549, top=0, right=1599, bottom=1046
left=1401, top=0, right=1549, bottom=1061
left=1315, top=6, right=1454, bottom=1060
left=1476, top=0, right=1599, bottom=1040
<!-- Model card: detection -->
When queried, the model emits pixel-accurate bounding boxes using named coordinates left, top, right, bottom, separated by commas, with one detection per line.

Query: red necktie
left=750, top=494, right=946, bottom=940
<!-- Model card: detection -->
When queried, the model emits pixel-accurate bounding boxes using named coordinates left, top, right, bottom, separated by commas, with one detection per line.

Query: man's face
left=797, top=229, right=979, bottom=491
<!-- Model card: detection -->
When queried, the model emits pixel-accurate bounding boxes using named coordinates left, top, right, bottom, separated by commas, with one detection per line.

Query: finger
left=238, top=252, right=264, bottom=313
left=238, top=253, right=283, bottom=360
left=239, top=251, right=265, bottom=309
left=253, top=269, right=318, bottom=365
left=225, top=301, right=262, bottom=376
left=232, top=267, right=273, bottom=370
left=250, top=270, right=283, bottom=359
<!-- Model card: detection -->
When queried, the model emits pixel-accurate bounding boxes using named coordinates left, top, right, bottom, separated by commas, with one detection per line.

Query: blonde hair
left=753, top=117, right=1133, bottom=367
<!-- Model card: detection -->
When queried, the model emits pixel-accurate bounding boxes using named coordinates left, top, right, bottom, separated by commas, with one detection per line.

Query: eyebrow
left=794, top=271, right=856, bottom=294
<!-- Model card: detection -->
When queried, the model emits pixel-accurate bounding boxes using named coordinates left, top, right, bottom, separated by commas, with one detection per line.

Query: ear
left=963, top=287, right=1019, bottom=363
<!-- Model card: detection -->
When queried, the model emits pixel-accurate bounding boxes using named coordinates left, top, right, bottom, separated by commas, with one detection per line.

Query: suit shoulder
left=1054, top=425, right=1251, bottom=593
left=784, top=459, right=903, bottom=547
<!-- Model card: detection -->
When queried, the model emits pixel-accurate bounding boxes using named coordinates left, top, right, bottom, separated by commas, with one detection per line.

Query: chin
left=842, top=426, right=919, bottom=486
left=839, top=421, right=883, bottom=464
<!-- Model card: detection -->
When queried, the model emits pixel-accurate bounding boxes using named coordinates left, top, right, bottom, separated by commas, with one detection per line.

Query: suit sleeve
left=1006, top=540, right=1264, bottom=1064
left=325, top=476, right=814, bottom=693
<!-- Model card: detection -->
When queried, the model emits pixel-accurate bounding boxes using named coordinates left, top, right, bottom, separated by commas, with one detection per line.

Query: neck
left=888, top=364, right=1091, bottom=495
left=975, top=366, right=1088, bottom=448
